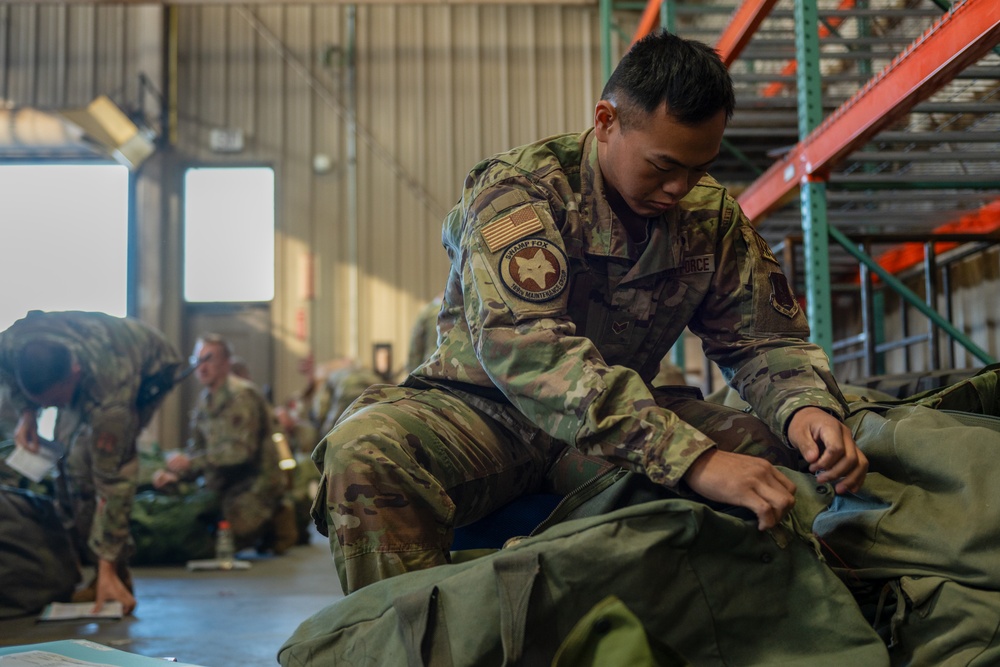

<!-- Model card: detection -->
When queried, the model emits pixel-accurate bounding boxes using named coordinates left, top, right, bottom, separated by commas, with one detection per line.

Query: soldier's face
left=24, top=373, right=78, bottom=408
left=193, top=342, right=230, bottom=391
left=595, top=100, right=725, bottom=219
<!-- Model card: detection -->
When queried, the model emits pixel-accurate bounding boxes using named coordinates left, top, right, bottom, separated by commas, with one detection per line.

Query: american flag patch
left=481, top=205, right=544, bottom=253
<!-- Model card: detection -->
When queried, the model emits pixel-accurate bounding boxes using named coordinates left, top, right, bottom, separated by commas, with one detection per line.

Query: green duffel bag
left=550, top=595, right=691, bottom=667
left=130, top=488, right=218, bottom=565
left=0, top=484, right=80, bottom=618
left=811, top=380, right=1000, bottom=667
left=279, top=468, right=888, bottom=667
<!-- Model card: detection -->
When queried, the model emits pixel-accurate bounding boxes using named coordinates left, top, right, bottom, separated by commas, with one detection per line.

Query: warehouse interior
left=0, top=0, right=998, bottom=664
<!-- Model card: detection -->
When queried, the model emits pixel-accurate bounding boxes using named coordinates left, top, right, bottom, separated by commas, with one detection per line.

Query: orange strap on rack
left=864, top=199, right=1000, bottom=282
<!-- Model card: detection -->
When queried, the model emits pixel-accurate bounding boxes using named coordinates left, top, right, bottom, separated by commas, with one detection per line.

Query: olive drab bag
left=549, top=595, right=692, bottom=667
left=279, top=467, right=889, bottom=667
left=0, top=484, right=80, bottom=618
left=803, top=364, right=1000, bottom=667
left=130, top=488, right=218, bottom=565
left=282, top=366, right=1000, bottom=666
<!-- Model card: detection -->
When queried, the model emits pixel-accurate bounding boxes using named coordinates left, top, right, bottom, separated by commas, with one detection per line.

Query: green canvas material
left=130, top=488, right=218, bottom=565
left=766, top=364, right=1000, bottom=666
left=280, top=365, right=1000, bottom=666
left=279, top=475, right=888, bottom=667
left=550, top=595, right=691, bottom=667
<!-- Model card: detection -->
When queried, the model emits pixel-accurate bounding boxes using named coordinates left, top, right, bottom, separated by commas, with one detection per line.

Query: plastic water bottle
left=215, top=520, right=235, bottom=570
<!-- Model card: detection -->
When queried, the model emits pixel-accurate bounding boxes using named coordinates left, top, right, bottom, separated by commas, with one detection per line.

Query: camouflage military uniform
left=405, top=293, right=444, bottom=374
left=183, top=373, right=288, bottom=549
left=317, top=365, right=385, bottom=437
left=314, top=130, right=848, bottom=593
left=0, top=311, right=182, bottom=567
left=0, top=384, right=18, bottom=441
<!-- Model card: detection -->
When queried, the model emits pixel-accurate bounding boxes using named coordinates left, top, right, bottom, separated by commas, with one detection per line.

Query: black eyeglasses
left=189, top=352, right=214, bottom=366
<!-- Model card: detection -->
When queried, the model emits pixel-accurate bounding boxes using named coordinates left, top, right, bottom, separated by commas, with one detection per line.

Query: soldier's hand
left=165, top=452, right=191, bottom=473
left=683, top=448, right=797, bottom=531
left=14, top=410, right=40, bottom=453
left=787, top=407, right=867, bottom=495
left=152, top=469, right=179, bottom=489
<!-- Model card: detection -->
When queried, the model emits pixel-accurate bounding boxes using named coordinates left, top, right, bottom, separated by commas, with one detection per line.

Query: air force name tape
left=682, top=254, right=715, bottom=275
left=499, top=238, right=569, bottom=302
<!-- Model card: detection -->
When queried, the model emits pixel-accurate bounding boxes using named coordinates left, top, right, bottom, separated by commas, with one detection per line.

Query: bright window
left=0, top=164, right=129, bottom=333
left=183, top=167, right=275, bottom=302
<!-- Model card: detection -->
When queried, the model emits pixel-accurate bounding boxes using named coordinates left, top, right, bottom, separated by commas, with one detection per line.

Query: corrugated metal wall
left=0, top=4, right=163, bottom=111
left=0, top=4, right=166, bottom=332
left=0, top=3, right=602, bottom=411
left=171, top=4, right=603, bottom=402
left=0, top=4, right=180, bottom=446
left=6, top=2, right=989, bottom=417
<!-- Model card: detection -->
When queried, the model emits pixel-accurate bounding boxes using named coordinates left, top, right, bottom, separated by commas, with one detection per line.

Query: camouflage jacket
left=186, top=374, right=284, bottom=502
left=411, top=130, right=847, bottom=488
left=406, top=294, right=444, bottom=374
left=0, top=310, right=182, bottom=560
left=317, top=365, right=384, bottom=436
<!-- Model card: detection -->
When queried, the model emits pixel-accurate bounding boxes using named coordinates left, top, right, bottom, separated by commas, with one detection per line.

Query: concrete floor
left=0, top=528, right=344, bottom=666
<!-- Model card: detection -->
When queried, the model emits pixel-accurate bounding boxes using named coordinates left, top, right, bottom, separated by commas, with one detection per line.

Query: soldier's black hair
left=15, top=340, right=72, bottom=396
left=601, top=30, right=735, bottom=128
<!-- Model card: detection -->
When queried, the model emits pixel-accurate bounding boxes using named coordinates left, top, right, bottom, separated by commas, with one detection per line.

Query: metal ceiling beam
left=738, top=0, right=1000, bottom=223
left=0, top=0, right=597, bottom=4
left=827, top=188, right=999, bottom=199
left=766, top=210, right=992, bottom=224
left=874, top=130, right=1000, bottom=143
left=830, top=180, right=1000, bottom=190
left=714, top=0, right=780, bottom=66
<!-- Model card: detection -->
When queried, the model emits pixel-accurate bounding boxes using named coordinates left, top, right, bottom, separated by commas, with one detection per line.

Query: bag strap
left=493, top=552, right=540, bottom=666
left=940, top=410, right=1000, bottom=433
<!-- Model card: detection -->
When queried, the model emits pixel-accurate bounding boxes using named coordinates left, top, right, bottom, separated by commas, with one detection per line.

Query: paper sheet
left=37, top=602, right=124, bottom=622
left=0, top=639, right=205, bottom=666
left=0, top=650, right=111, bottom=666
left=5, top=441, right=62, bottom=483
left=184, top=558, right=251, bottom=571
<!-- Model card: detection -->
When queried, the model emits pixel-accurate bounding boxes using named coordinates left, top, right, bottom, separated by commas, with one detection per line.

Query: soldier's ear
left=594, top=101, right=617, bottom=141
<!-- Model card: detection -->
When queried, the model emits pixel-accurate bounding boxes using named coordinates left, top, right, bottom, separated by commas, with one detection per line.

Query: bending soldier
left=1, top=310, right=183, bottom=613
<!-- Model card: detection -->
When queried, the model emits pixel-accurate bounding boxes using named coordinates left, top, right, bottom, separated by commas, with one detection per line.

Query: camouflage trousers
left=56, top=409, right=138, bottom=568
left=55, top=382, right=175, bottom=567
left=312, top=383, right=804, bottom=594
left=216, top=481, right=282, bottom=550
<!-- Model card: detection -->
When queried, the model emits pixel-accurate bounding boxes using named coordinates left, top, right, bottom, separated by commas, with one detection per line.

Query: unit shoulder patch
left=768, top=272, right=800, bottom=319
left=498, top=238, right=568, bottom=302
left=481, top=204, right=545, bottom=253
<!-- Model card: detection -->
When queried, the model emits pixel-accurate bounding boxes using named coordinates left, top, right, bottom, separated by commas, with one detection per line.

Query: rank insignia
left=499, top=238, right=569, bottom=302
left=604, top=316, right=635, bottom=345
